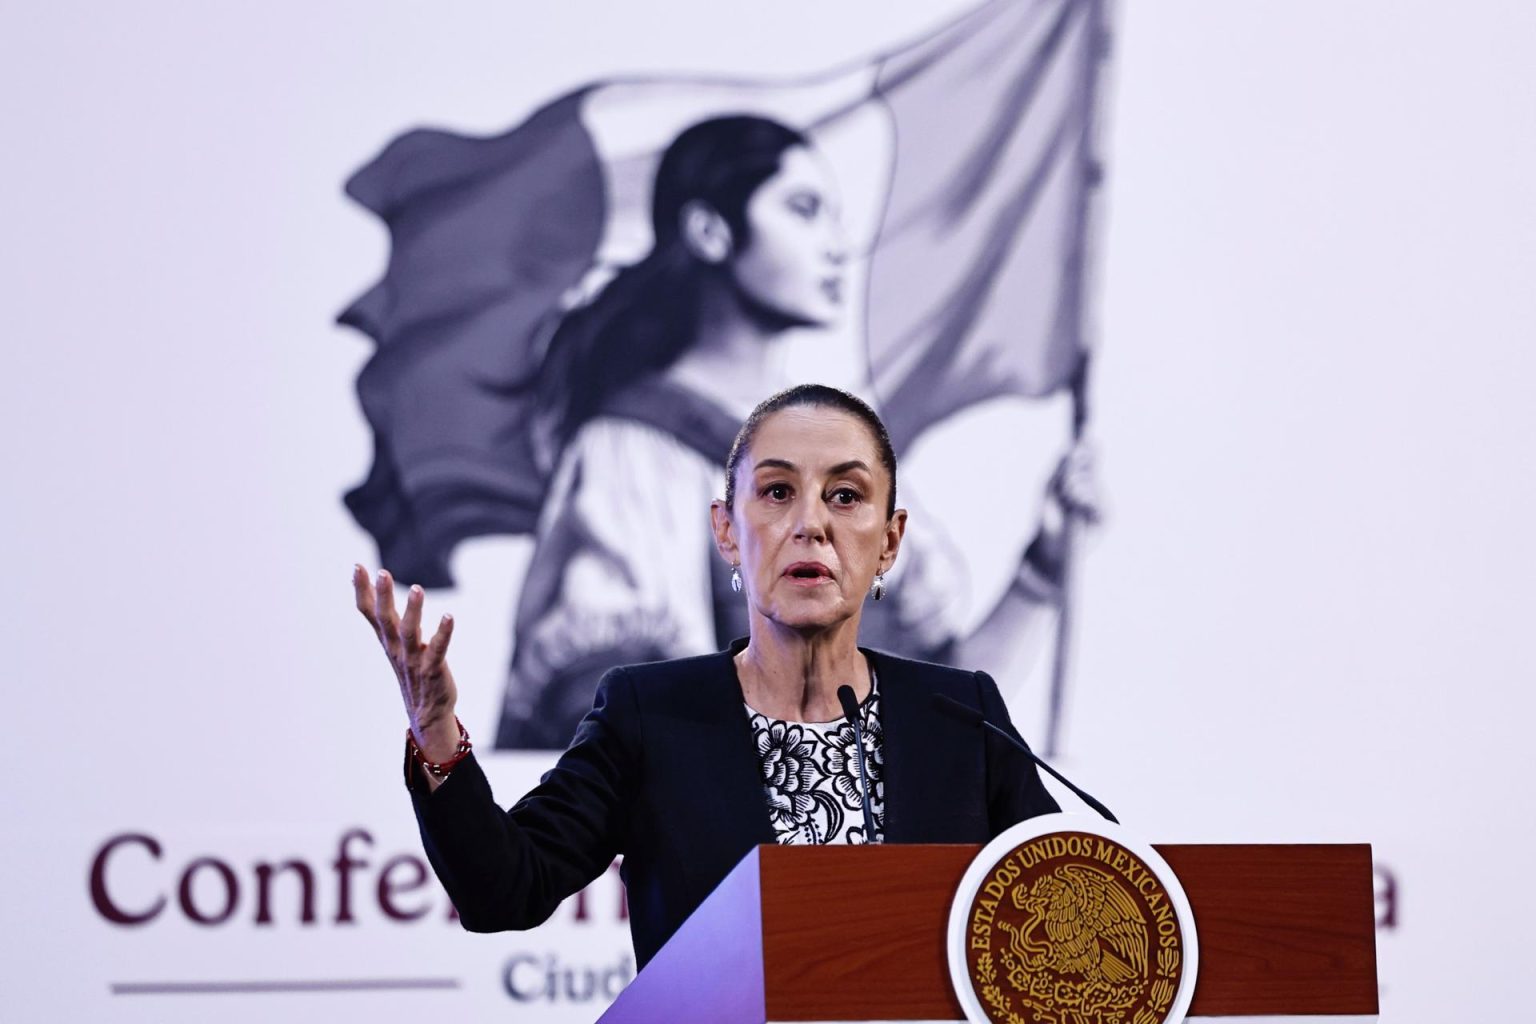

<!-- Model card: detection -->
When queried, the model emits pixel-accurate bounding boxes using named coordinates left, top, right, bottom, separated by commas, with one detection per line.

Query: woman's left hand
left=1047, top=438, right=1103, bottom=527
left=1022, top=439, right=1103, bottom=585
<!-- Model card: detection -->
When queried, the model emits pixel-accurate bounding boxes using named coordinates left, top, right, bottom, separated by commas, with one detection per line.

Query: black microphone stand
left=837, top=685, right=880, bottom=843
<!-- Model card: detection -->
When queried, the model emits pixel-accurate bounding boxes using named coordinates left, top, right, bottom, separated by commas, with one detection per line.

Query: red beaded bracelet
left=407, top=717, right=472, bottom=779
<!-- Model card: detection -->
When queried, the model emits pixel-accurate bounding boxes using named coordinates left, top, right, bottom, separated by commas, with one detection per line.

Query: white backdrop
left=6, top=1, right=1534, bottom=1020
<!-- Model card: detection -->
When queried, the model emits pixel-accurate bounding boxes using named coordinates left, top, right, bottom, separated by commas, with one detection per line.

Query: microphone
left=837, top=684, right=881, bottom=843
left=931, top=693, right=1119, bottom=824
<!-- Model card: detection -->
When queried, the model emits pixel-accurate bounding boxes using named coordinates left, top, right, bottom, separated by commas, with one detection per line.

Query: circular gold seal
left=947, top=815, right=1198, bottom=1024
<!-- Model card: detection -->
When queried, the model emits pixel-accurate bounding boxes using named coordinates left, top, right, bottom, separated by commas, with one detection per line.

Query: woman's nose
left=793, top=494, right=830, bottom=542
left=823, top=218, right=850, bottom=266
left=825, top=233, right=849, bottom=267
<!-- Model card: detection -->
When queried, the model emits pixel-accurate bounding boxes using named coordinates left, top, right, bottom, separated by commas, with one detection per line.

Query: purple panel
left=598, top=848, right=766, bottom=1024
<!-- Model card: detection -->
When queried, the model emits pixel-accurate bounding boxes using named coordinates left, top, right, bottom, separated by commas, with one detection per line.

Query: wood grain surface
left=1160, top=843, right=1379, bottom=1016
left=757, top=843, right=1378, bottom=1020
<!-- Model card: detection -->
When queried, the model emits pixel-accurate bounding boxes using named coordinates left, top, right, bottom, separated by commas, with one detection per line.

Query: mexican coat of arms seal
left=947, top=815, right=1199, bottom=1024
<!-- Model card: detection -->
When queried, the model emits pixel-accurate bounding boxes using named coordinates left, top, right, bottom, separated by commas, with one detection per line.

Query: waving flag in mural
left=341, top=0, right=1112, bottom=748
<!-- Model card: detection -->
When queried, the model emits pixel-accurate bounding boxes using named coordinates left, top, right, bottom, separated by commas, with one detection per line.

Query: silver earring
left=870, top=573, right=886, bottom=601
left=730, top=565, right=743, bottom=593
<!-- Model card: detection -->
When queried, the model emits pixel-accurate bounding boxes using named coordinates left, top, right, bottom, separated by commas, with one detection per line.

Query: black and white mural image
left=15, top=0, right=1535, bottom=1017
left=340, top=0, right=1112, bottom=749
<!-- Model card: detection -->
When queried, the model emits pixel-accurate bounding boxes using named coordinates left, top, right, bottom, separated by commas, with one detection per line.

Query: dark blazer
left=409, top=642, right=1059, bottom=968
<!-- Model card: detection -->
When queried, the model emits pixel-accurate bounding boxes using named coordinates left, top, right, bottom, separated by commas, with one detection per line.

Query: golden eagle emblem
left=1002, top=864, right=1148, bottom=985
left=962, top=831, right=1185, bottom=1024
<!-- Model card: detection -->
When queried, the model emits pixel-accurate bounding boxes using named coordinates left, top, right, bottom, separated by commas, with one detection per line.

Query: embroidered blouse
left=744, top=672, right=885, bottom=845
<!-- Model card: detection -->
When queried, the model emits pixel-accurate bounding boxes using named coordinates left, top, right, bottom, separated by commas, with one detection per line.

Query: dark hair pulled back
left=536, top=115, right=808, bottom=449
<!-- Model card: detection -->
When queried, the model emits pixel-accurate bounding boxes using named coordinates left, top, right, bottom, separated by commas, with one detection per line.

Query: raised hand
left=353, top=564, right=461, bottom=761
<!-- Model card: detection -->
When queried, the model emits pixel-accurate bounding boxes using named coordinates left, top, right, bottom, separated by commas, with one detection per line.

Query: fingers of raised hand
left=373, top=570, right=403, bottom=654
left=401, top=584, right=425, bottom=650
left=423, top=617, right=457, bottom=696
left=426, top=613, right=455, bottom=666
left=353, top=564, right=379, bottom=625
left=408, top=615, right=456, bottom=714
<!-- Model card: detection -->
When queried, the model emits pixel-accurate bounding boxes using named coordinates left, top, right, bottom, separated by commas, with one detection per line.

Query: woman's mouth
left=783, top=562, right=834, bottom=586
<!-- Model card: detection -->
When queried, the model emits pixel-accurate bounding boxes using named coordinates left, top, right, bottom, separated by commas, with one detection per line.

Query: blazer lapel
left=688, top=646, right=777, bottom=854
left=869, top=647, right=925, bottom=843
left=869, top=648, right=993, bottom=844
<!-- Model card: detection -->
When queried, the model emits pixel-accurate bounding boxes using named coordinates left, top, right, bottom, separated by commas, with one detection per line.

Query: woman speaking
left=352, top=384, right=1059, bottom=968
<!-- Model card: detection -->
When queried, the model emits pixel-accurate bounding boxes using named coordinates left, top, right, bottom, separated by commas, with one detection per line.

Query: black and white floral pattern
left=746, top=672, right=884, bottom=845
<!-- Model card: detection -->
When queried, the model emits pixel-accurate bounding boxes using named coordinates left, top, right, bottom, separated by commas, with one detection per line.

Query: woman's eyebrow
left=754, top=458, right=870, bottom=475
left=753, top=458, right=797, bottom=473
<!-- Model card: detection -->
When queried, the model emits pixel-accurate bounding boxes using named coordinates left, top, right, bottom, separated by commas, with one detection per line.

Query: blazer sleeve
left=976, top=669, right=1060, bottom=831
left=408, top=666, right=641, bottom=932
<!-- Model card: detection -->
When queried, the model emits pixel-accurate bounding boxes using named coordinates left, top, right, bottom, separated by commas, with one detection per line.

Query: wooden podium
left=598, top=843, right=1378, bottom=1023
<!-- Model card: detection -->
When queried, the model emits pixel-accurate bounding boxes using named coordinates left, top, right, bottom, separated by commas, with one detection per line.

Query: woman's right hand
left=353, top=565, right=461, bottom=762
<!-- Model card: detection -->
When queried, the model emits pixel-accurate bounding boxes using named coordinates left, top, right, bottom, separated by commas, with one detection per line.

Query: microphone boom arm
left=932, top=693, right=1118, bottom=824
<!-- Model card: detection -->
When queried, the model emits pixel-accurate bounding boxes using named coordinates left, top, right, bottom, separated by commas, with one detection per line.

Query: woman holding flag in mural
left=490, top=114, right=1099, bottom=747
left=340, top=0, right=1108, bottom=750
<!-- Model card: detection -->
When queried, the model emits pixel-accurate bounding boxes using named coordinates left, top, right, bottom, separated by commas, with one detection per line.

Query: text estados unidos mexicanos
left=969, top=835, right=1179, bottom=951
